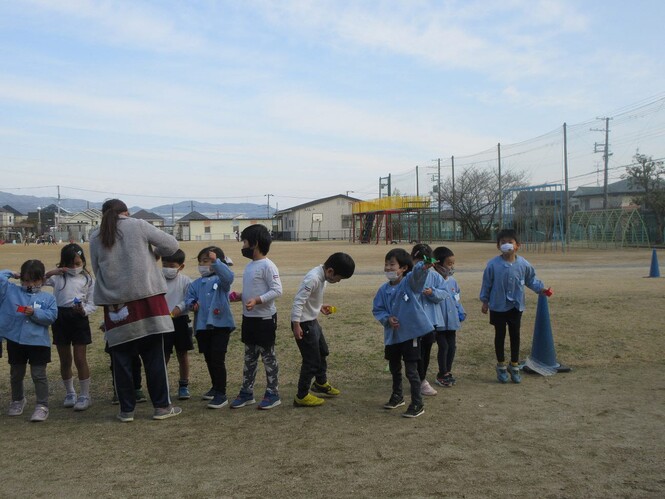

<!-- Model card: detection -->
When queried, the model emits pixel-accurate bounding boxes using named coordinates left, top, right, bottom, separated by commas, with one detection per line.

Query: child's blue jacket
left=372, top=262, right=434, bottom=346
left=438, top=275, right=466, bottom=331
left=479, top=255, right=544, bottom=312
left=186, top=259, right=236, bottom=331
left=0, top=270, right=57, bottom=347
left=420, top=270, right=448, bottom=330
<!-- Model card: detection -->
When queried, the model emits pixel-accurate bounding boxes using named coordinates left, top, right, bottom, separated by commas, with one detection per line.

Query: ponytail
left=100, top=199, right=128, bottom=249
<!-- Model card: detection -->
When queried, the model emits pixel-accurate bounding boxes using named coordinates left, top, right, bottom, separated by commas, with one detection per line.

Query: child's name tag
left=33, top=302, right=42, bottom=309
left=454, top=293, right=460, bottom=301
left=402, top=294, right=409, bottom=302
left=213, top=283, right=218, bottom=290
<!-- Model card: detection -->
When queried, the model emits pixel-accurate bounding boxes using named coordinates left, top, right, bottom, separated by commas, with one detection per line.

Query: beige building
left=175, top=211, right=273, bottom=241
left=275, top=194, right=358, bottom=241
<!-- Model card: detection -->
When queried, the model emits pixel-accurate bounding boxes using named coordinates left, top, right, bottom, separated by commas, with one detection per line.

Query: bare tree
left=434, top=166, right=528, bottom=240
left=624, top=153, right=665, bottom=243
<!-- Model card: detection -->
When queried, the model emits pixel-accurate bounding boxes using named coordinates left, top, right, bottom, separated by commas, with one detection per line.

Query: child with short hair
left=44, top=243, right=96, bottom=411
left=410, top=243, right=447, bottom=397
left=432, top=246, right=466, bottom=387
left=186, top=246, right=235, bottom=409
left=0, top=260, right=58, bottom=421
left=480, top=229, right=548, bottom=384
left=372, top=248, right=434, bottom=418
left=230, top=224, right=283, bottom=410
left=291, top=252, right=355, bottom=407
left=161, top=249, right=194, bottom=400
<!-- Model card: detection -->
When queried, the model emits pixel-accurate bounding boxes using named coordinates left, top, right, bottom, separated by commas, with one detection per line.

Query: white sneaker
left=420, top=379, right=438, bottom=396
left=8, top=398, right=27, bottom=416
left=73, top=396, right=91, bottom=411
left=63, top=392, right=77, bottom=408
left=30, top=404, right=49, bottom=422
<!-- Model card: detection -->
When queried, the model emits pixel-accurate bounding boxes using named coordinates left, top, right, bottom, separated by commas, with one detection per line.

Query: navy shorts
left=6, top=339, right=51, bottom=365
left=52, top=307, right=92, bottom=346
left=241, top=314, right=277, bottom=349
left=163, top=315, right=194, bottom=354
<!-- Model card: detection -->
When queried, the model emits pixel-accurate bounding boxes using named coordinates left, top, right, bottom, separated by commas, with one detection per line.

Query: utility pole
left=451, top=155, right=456, bottom=242
left=437, top=159, right=442, bottom=237
left=497, top=143, right=502, bottom=228
left=563, top=123, right=570, bottom=250
left=56, top=185, right=61, bottom=236
left=592, top=117, right=612, bottom=209
left=265, top=194, right=273, bottom=219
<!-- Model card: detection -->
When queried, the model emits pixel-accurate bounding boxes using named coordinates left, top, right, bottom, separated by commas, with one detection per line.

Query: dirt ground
left=0, top=240, right=663, bottom=498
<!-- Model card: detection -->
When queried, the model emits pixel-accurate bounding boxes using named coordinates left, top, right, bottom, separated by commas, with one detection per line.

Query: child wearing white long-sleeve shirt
left=45, top=243, right=96, bottom=411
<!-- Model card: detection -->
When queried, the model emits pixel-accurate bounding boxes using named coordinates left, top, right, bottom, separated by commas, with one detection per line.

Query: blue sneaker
left=230, top=391, right=256, bottom=409
left=496, top=364, right=509, bottom=384
left=509, top=365, right=522, bottom=384
left=201, top=388, right=215, bottom=401
left=207, top=393, right=228, bottom=409
left=178, top=386, right=191, bottom=400
left=257, top=390, right=281, bottom=410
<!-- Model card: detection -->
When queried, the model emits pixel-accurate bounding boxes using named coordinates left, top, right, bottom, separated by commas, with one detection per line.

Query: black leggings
left=491, top=309, right=522, bottom=363
left=436, top=330, right=457, bottom=378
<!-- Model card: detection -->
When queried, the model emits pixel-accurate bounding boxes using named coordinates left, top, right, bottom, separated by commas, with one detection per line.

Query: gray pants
left=11, top=364, right=48, bottom=406
left=240, top=344, right=279, bottom=394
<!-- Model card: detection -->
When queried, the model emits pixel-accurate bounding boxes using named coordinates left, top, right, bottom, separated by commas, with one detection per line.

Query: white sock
left=63, top=377, right=75, bottom=395
left=79, top=378, right=91, bottom=398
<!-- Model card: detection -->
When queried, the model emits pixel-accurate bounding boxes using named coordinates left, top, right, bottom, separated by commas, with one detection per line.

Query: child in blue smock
left=372, top=248, right=434, bottom=418
left=186, top=246, right=235, bottom=409
left=479, top=229, right=548, bottom=384
left=432, top=246, right=466, bottom=387
left=0, top=260, right=58, bottom=421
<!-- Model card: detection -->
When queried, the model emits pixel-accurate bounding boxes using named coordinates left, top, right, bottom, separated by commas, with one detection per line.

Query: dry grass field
left=0, top=240, right=663, bottom=498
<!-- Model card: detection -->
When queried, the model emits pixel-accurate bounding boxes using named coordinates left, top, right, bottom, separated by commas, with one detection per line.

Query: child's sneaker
left=257, top=390, right=281, bottom=410
left=117, top=411, right=134, bottom=422
left=207, top=393, right=228, bottom=409
left=111, top=391, right=119, bottom=405
left=153, top=406, right=182, bottom=420
left=30, top=404, right=49, bottom=422
left=8, top=398, right=27, bottom=416
left=135, top=389, right=148, bottom=402
left=201, top=387, right=215, bottom=401
left=178, top=386, right=191, bottom=400
left=311, top=381, right=340, bottom=397
left=444, top=373, right=456, bottom=386
left=383, top=394, right=405, bottom=409
left=420, top=379, right=438, bottom=396
left=293, top=393, right=325, bottom=407
left=63, top=392, right=77, bottom=408
left=496, top=364, right=509, bottom=384
left=509, top=364, right=522, bottom=384
left=230, top=390, right=256, bottom=409
left=73, top=396, right=91, bottom=411
left=402, top=403, right=425, bottom=418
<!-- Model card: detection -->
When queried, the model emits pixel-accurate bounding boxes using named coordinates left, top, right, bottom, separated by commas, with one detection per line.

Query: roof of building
left=572, top=179, right=643, bottom=198
left=275, top=194, right=360, bottom=215
left=176, top=211, right=210, bottom=222
left=131, top=209, right=164, bottom=221
left=2, top=205, right=23, bottom=216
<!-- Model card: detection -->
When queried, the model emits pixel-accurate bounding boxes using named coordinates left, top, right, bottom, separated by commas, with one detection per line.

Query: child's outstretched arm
left=524, top=264, right=545, bottom=294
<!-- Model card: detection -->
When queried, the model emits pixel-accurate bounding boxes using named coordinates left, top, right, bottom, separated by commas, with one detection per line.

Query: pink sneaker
left=420, top=379, right=438, bottom=396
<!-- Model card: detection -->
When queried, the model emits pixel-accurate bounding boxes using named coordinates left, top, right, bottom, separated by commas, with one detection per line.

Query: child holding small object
left=44, top=243, right=96, bottom=411
left=479, top=229, right=550, bottom=384
left=0, top=260, right=58, bottom=421
left=291, top=252, right=355, bottom=407
left=161, top=249, right=194, bottom=400
left=372, top=248, right=434, bottom=418
left=186, top=247, right=235, bottom=409
left=432, top=246, right=466, bottom=387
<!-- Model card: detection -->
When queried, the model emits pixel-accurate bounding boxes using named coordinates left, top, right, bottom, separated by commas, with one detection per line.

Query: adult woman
left=89, top=199, right=181, bottom=421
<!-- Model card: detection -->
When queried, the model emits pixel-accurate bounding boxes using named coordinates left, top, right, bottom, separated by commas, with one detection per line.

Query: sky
left=1, top=0, right=664, bottom=211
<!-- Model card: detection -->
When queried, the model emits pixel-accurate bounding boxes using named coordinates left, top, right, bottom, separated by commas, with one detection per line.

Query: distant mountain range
left=0, top=191, right=274, bottom=220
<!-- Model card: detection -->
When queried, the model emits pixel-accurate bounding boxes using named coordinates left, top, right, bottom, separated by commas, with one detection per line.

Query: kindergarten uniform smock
left=420, top=269, right=448, bottom=331
left=0, top=270, right=58, bottom=347
left=479, top=255, right=544, bottom=312
left=372, top=262, right=434, bottom=346
left=186, top=259, right=235, bottom=331
left=439, top=275, right=466, bottom=331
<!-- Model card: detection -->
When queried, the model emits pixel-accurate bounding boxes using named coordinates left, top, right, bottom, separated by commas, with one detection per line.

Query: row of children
left=0, top=225, right=547, bottom=421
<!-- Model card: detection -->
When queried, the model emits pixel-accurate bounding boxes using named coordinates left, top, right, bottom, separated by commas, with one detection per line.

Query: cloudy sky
left=1, top=0, right=664, bottom=210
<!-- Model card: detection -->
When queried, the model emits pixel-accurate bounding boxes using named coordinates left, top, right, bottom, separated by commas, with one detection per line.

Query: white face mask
left=66, top=267, right=84, bottom=276
left=385, top=271, right=399, bottom=282
left=198, top=265, right=212, bottom=277
left=500, top=243, right=514, bottom=253
left=162, top=268, right=178, bottom=280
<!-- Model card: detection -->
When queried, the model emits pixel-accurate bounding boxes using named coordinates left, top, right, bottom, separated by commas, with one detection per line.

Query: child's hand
left=481, top=303, right=489, bottom=314
left=388, top=316, right=400, bottom=329
left=11, top=272, right=20, bottom=279
left=171, top=306, right=181, bottom=317
left=190, top=301, right=199, bottom=312
left=459, top=312, right=467, bottom=322
left=422, top=288, right=433, bottom=296
left=73, top=302, right=85, bottom=316
left=229, top=291, right=241, bottom=302
left=23, top=306, right=35, bottom=316
left=542, top=287, right=553, bottom=297
left=245, top=297, right=259, bottom=311
left=208, top=251, right=218, bottom=261
left=292, top=323, right=304, bottom=340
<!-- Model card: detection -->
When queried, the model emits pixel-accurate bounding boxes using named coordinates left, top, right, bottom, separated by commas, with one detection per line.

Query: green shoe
left=311, top=381, right=340, bottom=397
left=293, top=393, right=325, bottom=407
left=135, top=389, right=147, bottom=403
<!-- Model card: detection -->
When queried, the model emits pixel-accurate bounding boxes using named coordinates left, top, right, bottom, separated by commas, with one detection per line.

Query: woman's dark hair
left=57, top=243, right=91, bottom=289
left=100, top=199, right=128, bottom=248
left=20, top=259, right=45, bottom=282
left=385, top=248, right=413, bottom=273
left=240, top=224, right=272, bottom=255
